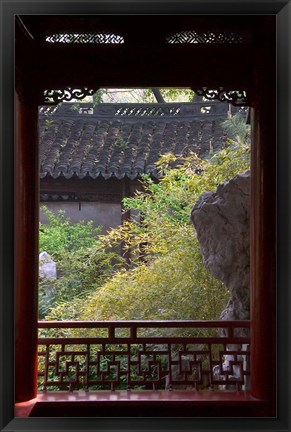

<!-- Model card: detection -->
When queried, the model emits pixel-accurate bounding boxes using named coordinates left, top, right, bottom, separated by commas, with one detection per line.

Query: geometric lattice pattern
left=166, top=30, right=246, bottom=44
left=114, top=105, right=181, bottom=117
left=45, top=33, right=124, bottom=44
left=38, top=321, right=250, bottom=392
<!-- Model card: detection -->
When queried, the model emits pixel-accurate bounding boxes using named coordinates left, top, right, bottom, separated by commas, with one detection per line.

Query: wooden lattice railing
left=38, top=320, right=250, bottom=392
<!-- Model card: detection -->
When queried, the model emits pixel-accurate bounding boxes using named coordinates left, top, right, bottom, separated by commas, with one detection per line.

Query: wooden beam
left=17, top=43, right=255, bottom=93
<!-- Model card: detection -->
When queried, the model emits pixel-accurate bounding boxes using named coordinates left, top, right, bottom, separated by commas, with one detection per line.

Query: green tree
left=46, top=113, right=250, bottom=322
left=39, top=207, right=124, bottom=319
left=39, top=207, right=100, bottom=259
left=92, top=88, right=195, bottom=104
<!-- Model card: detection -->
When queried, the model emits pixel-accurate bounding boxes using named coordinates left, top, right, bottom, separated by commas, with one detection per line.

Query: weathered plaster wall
left=40, top=202, right=122, bottom=233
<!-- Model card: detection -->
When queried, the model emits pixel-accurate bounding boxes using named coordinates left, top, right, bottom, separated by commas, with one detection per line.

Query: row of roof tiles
left=39, top=117, right=228, bottom=180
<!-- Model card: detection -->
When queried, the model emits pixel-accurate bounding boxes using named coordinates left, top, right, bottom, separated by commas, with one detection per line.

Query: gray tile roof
left=39, top=102, right=237, bottom=180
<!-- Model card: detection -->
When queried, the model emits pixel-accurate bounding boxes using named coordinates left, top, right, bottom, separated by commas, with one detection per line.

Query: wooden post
left=15, top=93, right=39, bottom=402
left=250, top=19, right=276, bottom=415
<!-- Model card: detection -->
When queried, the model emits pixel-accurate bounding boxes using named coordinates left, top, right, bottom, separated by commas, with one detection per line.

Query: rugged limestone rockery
left=191, top=170, right=251, bottom=389
left=191, top=170, right=250, bottom=322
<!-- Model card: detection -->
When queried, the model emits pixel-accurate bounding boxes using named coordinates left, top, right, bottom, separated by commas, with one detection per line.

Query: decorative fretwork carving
left=46, top=33, right=124, bottom=44
left=38, top=320, right=250, bottom=392
left=41, top=89, right=248, bottom=108
left=192, top=88, right=248, bottom=107
left=166, top=30, right=247, bottom=45
left=43, top=87, right=98, bottom=105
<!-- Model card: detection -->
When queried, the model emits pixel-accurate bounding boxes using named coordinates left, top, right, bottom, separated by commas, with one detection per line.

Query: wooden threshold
left=15, top=390, right=264, bottom=418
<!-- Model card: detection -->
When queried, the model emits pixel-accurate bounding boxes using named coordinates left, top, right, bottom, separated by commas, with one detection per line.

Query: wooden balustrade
left=38, top=320, right=250, bottom=392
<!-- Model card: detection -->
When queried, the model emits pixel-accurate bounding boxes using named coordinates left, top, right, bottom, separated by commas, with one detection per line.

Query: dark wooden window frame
left=14, top=14, right=276, bottom=417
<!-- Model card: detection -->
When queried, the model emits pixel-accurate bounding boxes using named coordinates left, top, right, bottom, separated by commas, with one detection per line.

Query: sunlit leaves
left=45, top=113, right=250, bottom=322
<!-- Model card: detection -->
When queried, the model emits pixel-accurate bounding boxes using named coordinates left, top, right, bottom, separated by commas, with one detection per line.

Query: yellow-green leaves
left=45, top=113, right=250, bottom=322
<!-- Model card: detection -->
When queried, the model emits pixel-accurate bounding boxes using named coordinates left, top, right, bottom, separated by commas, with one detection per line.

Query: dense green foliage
left=39, top=208, right=123, bottom=318
left=47, top=229, right=227, bottom=322
left=45, top=113, right=250, bottom=322
left=39, top=207, right=100, bottom=259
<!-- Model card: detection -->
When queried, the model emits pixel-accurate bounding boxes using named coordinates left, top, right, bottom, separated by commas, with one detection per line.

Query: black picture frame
left=1, top=1, right=290, bottom=431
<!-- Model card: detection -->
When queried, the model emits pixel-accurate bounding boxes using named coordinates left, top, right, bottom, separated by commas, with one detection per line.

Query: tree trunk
left=151, top=88, right=166, bottom=103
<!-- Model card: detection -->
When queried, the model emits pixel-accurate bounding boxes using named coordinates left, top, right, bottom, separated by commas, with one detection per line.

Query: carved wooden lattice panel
left=192, top=88, right=248, bottom=106
left=43, top=88, right=98, bottom=105
left=166, top=30, right=247, bottom=44
left=46, top=33, right=124, bottom=44
left=38, top=321, right=250, bottom=392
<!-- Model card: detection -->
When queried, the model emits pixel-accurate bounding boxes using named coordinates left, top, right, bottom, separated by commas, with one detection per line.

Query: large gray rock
left=191, top=171, right=251, bottom=390
left=191, top=170, right=250, bottom=321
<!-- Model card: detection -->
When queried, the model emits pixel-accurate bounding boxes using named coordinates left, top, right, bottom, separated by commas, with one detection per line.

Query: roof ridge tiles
left=39, top=104, right=246, bottom=180
left=39, top=101, right=245, bottom=121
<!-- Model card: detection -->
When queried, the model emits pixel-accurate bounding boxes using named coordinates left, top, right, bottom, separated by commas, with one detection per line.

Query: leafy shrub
left=39, top=207, right=100, bottom=259
left=39, top=207, right=124, bottom=319
left=46, top=114, right=250, bottom=322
